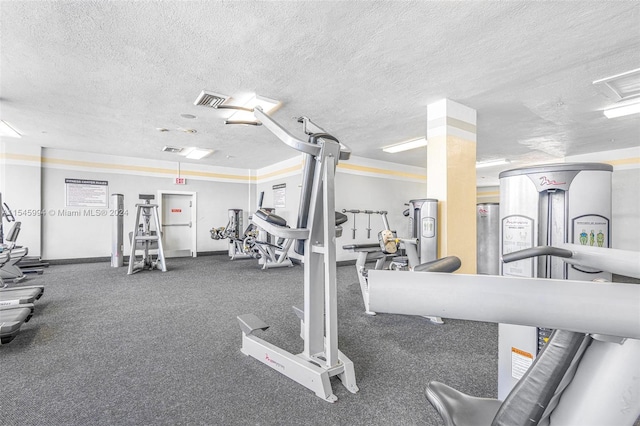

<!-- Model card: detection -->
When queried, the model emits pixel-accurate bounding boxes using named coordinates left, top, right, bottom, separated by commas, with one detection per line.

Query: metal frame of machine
left=224, top=106, right=359, bottom=402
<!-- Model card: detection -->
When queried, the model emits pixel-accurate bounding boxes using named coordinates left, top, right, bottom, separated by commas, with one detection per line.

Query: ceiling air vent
left=162, top=146, right=183, bottom=153
left=194, top=90, right=230, bottom=108
left=593, top=68, right=640, bottom=102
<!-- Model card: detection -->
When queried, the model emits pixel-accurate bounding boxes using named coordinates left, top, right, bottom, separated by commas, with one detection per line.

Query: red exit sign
left=171, top=209, right=182, bottom=213
left=175, top=177, right=187, bottom=185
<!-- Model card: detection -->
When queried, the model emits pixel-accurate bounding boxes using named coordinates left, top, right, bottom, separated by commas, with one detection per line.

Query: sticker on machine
left=511, top=347, right=533, bottom=380
left=502, top=215, right=534, bottom=277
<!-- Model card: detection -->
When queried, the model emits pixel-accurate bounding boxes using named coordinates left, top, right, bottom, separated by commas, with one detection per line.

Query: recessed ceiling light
left=185, top=148, right=213, bottom=160
left=382, top=138, right=427, bottom=153
left=180, top=114, right=197, bottom=119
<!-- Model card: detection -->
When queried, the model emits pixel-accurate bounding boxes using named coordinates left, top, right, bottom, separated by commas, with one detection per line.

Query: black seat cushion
left=426, top=381, right=502, bottom=426
left=335, top=211, right=348, bottom=226
left=255, top=209, right=287, bottom=227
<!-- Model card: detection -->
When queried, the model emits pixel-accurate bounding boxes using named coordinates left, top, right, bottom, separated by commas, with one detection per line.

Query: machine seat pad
left=414, top=256, right=461, bottom=273
left=255, top=209, right=287, bottom=227
left=335, top=211, right=348, bottom=226
left=426, top=381, right=501, bottom=426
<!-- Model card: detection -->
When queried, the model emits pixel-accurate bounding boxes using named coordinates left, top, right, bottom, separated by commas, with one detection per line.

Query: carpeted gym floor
left=1, top=255, right=497, bottom=425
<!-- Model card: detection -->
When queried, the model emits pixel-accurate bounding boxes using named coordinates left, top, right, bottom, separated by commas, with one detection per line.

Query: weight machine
left=210, top=209, right=254, bottom=260
left=127, top=194, right=167, bottom=274
left=210, top=202, right=295, bottom=269
left=197, top=92, right=358, bottom=402
left=368, top=244, right=640, bottom=425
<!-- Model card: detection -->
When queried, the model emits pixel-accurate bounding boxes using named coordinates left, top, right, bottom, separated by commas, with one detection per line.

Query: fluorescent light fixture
left=382, top=137, right=427, bottom=153
left=476, top=159, right=510, bottom=168
left=0, top=120, right=22, bottom=138
left=227, top=94, right=281, bottom=122
left=603, top=101, right=640, bottom=119
left=184, top=148, right=214, bottom=160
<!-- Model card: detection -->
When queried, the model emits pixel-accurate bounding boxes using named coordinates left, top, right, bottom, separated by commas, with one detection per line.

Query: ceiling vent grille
left=162, top=146, right=183, bottom=153
left=194, top=90, right=230, bottom=108
left=593, top=68, right=640, bottom=101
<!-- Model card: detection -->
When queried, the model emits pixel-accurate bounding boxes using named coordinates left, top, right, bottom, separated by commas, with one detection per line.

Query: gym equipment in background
left=209, top=101, right=358, bottom=402
left=343, top=210, right=459, bottom=324
left=497, top=163, right=612, bottom=399
left=210, top=209, right=253, bottom=260
left=0, top=194, right=47, bottom=273
left=0, top=222, right=28, bottom=283
left=0, top=303, right=35, bottom=345
left=404, top=198, right=438, bottom=264
left=127, top=194, right=167, bottom=274
left=341, top=209, right=360, bottom=238
left=476, top=203, right=499, bottom=275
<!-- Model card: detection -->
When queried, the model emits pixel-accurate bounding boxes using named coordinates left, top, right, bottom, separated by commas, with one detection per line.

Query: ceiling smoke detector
left=194, top=90, right=231, bottom=108
left=162, top=146, right=183, bottom=153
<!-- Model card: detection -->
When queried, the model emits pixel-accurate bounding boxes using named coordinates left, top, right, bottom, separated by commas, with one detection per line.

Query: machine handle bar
left=413, top=256, right=462, bottom=273
left=253, top=107, right=351, bottom=160
left=502, top=246, right=573, bottom=263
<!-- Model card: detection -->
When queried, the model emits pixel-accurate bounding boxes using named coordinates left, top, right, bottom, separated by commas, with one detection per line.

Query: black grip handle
left=413, top=256, right=462, bottom=273
left=502, top=246, right=573, bottom=263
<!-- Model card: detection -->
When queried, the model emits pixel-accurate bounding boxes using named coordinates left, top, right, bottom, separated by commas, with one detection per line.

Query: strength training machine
left=368, top=244, right=640, bottom=425
left=127, top=194, right=167, bottom=274
left=197, top=93, right=358, bottom=402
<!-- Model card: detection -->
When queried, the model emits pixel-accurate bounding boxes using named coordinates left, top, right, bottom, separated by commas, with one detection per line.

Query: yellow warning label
left=511, top=347, right=533, bottom=359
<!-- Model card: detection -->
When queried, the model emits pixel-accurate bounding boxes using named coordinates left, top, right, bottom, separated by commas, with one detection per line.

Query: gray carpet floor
left=1, top=255, right=497, bottom=425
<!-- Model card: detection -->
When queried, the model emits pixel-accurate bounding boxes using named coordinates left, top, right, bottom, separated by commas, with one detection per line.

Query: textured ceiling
left=1, top=1, right=639, bottom=182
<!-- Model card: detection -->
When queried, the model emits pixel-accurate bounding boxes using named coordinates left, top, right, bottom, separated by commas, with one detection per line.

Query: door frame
left=157, top=190, right=197, bottom=258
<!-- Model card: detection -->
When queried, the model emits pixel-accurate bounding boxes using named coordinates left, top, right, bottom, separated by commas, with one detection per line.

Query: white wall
left=256, top=155, right=428, bottom=261
left=36, top=148, right=252, bottom=260
left=0, top=140, right=42, bottom=256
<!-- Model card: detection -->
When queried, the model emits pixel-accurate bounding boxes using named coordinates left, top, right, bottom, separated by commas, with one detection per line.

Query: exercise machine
left=404, top=198, right=438, bottom=263
left=211, top=198, right=297, bottom=269
left=1, top=195, right=46, bottom=274
left=210, top=209, right=253, bottom=260
left=476, top=202, right=499, bottom=275
left=367, top=244, right=640, bottom=425
left=0, top=251, right=44, bottom=305
left=343, top=209, right=458, bottom=324
left=0, top=303, right=35, bottom=345
left=0, top=222, right=28, bottom=283
left=200, top=97, right=358, bottom=402
left=127, top=194, right=167, bottom=274
left=498, top=163, right=613, bottom=398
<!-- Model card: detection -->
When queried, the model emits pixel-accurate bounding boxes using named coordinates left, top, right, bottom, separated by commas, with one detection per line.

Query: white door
left=160, top=193, right=195, bottom=258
